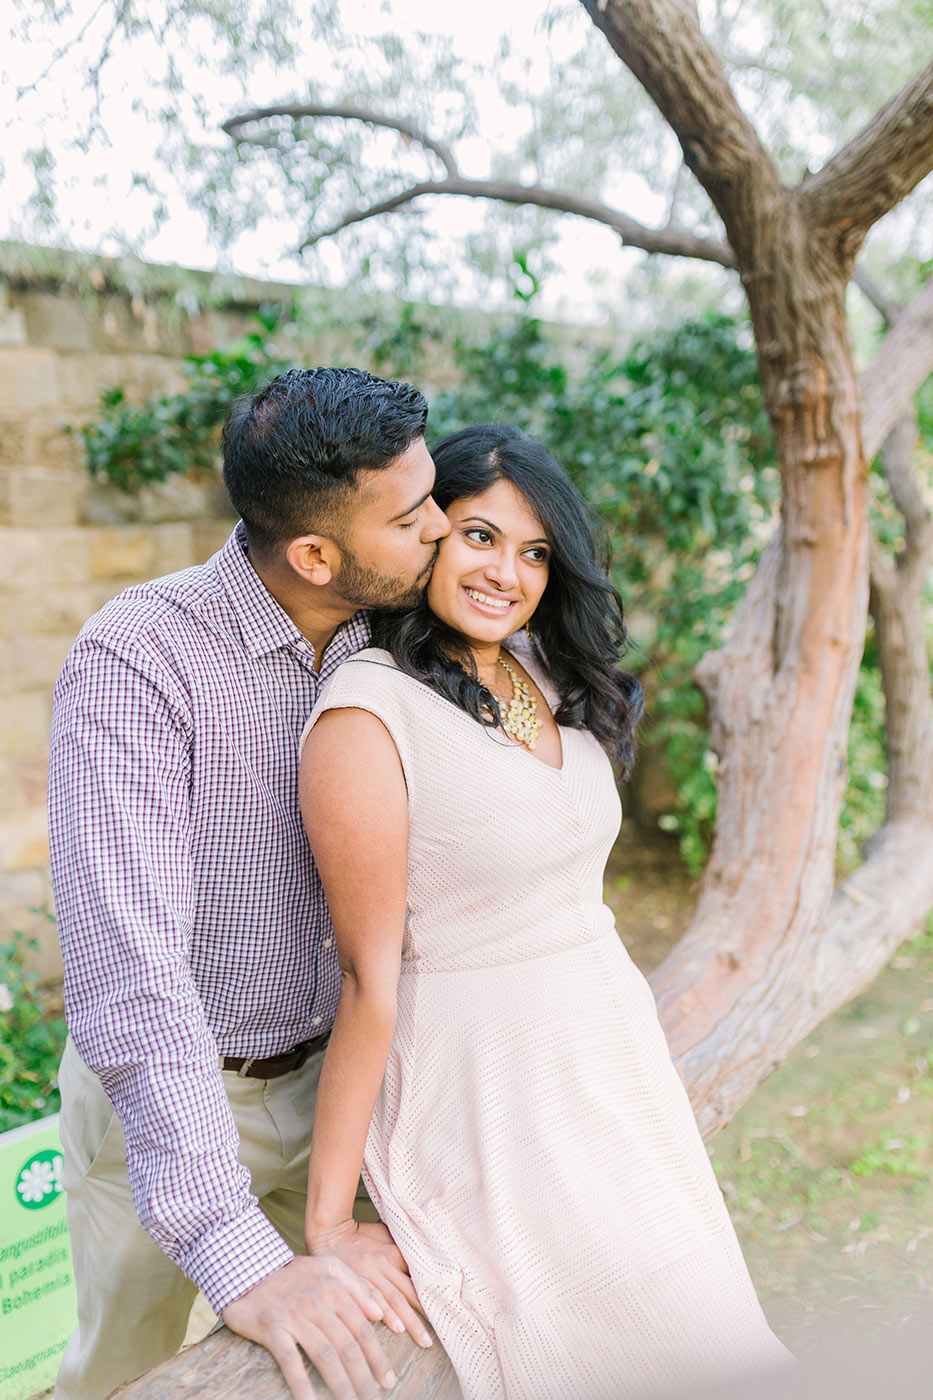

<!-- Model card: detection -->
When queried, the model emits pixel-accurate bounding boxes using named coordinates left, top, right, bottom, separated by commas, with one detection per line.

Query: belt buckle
left=236, top=1057, right=255, bottom=1079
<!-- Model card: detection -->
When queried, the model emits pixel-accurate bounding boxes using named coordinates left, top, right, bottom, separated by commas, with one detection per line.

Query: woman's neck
left=465, top=640, right=504, bottom=689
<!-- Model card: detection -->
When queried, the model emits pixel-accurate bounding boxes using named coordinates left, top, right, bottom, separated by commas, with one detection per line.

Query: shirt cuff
left=180, top=1202, right=296, bottom=1315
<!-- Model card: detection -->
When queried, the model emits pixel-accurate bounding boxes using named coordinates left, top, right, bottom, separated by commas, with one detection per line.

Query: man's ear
left=285, top=534, right=342, bottom=586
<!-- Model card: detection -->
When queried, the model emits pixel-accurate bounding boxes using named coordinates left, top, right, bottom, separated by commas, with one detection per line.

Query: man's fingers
left=263, top=1331, right=320, bottom=1400
left=296, top=1317, right=394, bottom=1400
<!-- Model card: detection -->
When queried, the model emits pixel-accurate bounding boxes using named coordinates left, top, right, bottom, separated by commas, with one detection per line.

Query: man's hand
left=223, top=1254, right=396, bottom=1400
left=308, top=1220, right=433, bottom=1350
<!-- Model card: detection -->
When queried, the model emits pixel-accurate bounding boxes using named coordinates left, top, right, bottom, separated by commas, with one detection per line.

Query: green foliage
left=0, top=923, right=67, bottom=1134
left=421, top=310, right=779, bottom=872
left=73, top=301, right=906, bottom=876
left=71, top=304, right=297, bottom=492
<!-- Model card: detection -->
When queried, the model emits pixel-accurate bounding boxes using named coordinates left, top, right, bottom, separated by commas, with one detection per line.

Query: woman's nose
left=484, top=551, right=520, bottom=589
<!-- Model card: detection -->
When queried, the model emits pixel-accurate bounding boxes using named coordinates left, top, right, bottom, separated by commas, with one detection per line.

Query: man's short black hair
left=222, top=366, right=428, bottom=556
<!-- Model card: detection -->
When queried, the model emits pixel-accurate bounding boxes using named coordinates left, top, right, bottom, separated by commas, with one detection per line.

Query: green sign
left=0, top=1116, right=76, bottom=1400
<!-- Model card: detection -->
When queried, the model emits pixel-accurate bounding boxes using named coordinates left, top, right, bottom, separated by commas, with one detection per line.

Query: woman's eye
left=526, top=548, right=549, bottom=563
left=465, top=528, right=494, bottom=544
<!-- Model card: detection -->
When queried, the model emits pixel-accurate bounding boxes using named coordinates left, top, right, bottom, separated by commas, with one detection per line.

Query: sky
left=2, top=0, right=681, bottom=323
left=3, top=0, right=928, bottom=325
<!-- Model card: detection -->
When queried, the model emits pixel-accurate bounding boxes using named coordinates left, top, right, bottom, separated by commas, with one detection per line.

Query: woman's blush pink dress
left=303, top=646, right=792, bottom=1400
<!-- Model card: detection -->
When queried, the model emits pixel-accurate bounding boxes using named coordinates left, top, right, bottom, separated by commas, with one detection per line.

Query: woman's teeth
left=465, top=588, right=513, bottom=610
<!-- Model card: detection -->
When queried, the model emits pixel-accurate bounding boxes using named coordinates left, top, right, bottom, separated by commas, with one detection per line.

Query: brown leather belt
left=222, top=1032, right=330, bottom=1079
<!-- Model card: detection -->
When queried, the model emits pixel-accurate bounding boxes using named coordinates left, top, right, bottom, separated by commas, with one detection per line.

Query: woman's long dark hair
left=371, top=423, right=643, bottom=776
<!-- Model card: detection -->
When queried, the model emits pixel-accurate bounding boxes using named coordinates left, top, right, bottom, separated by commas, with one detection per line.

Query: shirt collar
left=214, top=523, right=371, bottom=665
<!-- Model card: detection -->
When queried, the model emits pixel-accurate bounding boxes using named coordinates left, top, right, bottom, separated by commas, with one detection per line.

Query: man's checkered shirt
left=48, top=525, right=371, bottom=1313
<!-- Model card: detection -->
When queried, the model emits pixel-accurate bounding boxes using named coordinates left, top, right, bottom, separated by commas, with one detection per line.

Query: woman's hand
left=308, top=1219, right=433, bottom=1349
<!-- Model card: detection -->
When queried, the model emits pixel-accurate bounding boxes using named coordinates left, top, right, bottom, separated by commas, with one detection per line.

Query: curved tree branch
left=223, top=99, right=738, bottom=268
left=223, top=102, right=461, bottom=178
left=852, top=266, right=902, bottom=325
left=578, top=0, right=781, bottom=265
left=799, top=60, right=933, bottom=260
left=859, top=277, right=933, bottom=460
left=300, top=174, right=738, bottom=266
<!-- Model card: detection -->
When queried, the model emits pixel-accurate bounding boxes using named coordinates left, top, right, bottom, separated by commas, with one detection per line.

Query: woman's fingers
left=374, top=1279, right=433, bottom=1349
left=369, top=1287, right=406, bottom=1335
left=331, top=1258, right=386, bottom=1322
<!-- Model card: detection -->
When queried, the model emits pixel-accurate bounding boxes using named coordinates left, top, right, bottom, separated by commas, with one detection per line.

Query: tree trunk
left=579, top=0, right=933, bottom=1134
left=652, top=219, right=870, bottom=1132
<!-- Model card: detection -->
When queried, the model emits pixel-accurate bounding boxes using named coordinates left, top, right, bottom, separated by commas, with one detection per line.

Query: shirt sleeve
left=48, top=632, right=294, bottom=1313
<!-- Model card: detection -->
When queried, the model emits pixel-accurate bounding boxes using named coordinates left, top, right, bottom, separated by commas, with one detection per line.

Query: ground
left=605, top=824, right=933, bottom=1356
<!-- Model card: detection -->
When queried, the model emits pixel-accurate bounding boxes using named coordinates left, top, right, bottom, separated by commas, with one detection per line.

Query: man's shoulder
left=75, top=555, right=229, bottom=656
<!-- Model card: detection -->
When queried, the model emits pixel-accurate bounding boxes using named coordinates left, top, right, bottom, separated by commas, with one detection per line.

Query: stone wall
left=0, top=243, right=607, bottom=978
left=0, top=246, right=380, bottom=977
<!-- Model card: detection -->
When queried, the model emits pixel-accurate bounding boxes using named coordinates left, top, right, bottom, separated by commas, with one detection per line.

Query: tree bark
left=578, top=0, right=933, bottom=1130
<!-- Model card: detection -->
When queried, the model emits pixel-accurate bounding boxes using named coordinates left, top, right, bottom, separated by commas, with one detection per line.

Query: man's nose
left=421, top=497, right=450, bottom=542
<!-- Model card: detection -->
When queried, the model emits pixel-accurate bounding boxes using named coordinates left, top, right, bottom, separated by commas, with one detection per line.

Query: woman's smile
left=462, top=586, right=519, bottom=616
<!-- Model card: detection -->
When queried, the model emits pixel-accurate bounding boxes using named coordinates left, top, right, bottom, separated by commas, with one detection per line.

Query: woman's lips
left=462, top=586, right=517, bottom=617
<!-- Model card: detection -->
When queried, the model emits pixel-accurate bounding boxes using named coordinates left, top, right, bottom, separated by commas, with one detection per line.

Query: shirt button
left=322, top=938, right=333, bottom=948
left=312, top=1016, right=323, bottom=1026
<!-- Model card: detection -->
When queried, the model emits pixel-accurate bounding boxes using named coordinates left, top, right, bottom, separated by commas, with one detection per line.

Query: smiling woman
left=296, top=423, right=793, bottom=1399
left=370, top=422, right=641, bottom=774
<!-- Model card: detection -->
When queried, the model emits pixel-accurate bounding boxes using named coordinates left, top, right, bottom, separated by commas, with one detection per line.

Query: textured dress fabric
left=303, top=646, right=792, bottom=1400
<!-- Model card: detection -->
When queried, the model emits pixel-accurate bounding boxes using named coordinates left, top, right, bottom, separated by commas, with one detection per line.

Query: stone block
left=88, top=524, right=156, bottom=580
left=9, top=465, right=82, bottom=527
left=80, top=480, right=145, bottom=526
left=0, top=291, right=27, bottom=348
left=192, top=520, right=234, bottom=563
left=57, top=352, right=129, bottom=411
left=0, top=526, right=42, bottom=588
left=0, top=347, right=61, bottom=412
left=1, top=585, right=99, bottom=642
left=0, top=757, right=16, bottom=818
left=0, top=876, right=60, bottom=982
left=34, top=421, right=84, bottom=471
left=11, top=753, right=49, bottom=809
left=0, top=417, right=31, bottom=467
left=0, top=691, right=53, bottom=756
left=23, top=292, right=92, bottom=351
left=0, top=526, right=90, bottom=590
left=90, top=294, right=192, bottom=357
left=150, top=522, right=194, bottom=575
left=141, top=473, right=224, bottom=524
left=124, top=353, right=186, bottom=398
left=0, top=806, right=50, bottom=873
left=0, top=634, right=73, bottom=694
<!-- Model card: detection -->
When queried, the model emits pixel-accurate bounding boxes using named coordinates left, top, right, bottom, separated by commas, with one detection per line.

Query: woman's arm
left=299, top=706, right=432, bottom=1348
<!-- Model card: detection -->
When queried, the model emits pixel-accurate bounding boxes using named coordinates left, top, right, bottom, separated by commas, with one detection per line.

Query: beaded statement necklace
left=494, top=654, right=543, bottom=751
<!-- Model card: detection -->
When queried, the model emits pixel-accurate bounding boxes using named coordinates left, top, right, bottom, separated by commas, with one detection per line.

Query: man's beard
left=333, top=543, right=438, bottom=611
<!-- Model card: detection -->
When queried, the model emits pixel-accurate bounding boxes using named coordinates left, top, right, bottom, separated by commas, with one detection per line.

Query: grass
left=710, top=920, right=933, bottom=1351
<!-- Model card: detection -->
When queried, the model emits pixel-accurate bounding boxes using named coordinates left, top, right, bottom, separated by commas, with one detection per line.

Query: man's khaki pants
left=55, top=1036, right=343, bottom=1400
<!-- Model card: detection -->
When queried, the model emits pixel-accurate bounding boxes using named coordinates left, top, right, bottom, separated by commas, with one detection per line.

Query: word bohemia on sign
left=0, top=1116, right=76, bottom=1400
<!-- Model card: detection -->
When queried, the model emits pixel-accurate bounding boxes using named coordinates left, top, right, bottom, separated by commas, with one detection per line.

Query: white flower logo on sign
left=15, top=1150, right=65, bottom=1210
